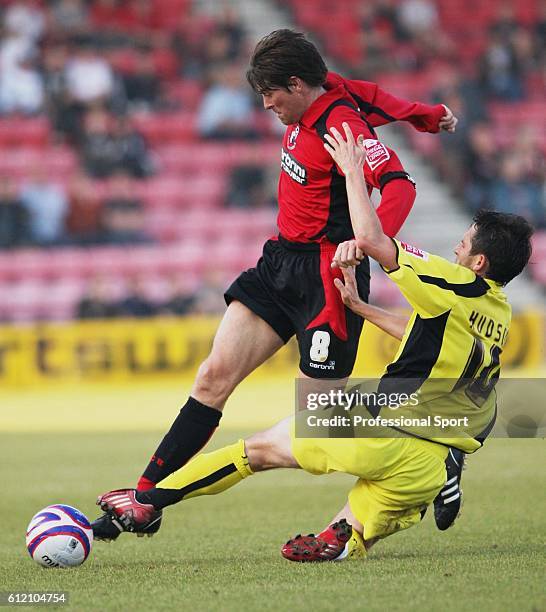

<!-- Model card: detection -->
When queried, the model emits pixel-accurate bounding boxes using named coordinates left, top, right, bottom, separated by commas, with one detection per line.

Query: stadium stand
left=0, top=0, right=543, bottom=323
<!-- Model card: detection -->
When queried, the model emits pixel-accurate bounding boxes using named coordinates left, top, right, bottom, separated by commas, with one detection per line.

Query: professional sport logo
left=401, top=242, right=429, bottom=261
left=363, top=139, right=390, bottom=170
left=281, top=148, right=307, bottom=185
left=287, top=125, right=300, bottom=150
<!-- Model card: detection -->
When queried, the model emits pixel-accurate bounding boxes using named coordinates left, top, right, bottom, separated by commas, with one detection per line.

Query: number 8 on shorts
left=309, top=330, right=330, bottom=363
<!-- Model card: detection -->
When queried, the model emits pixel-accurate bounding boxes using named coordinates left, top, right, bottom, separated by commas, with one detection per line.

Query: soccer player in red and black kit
left=92, top=30, right=460, bottom=540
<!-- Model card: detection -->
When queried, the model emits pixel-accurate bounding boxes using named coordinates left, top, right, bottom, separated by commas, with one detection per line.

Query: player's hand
left=334, top=267, right=361, bottom=311
left=331, top=239, right=364, bottom=269
left=323, top=122, right=365, bottom=174
left=438, top=105, right=458, bottom=133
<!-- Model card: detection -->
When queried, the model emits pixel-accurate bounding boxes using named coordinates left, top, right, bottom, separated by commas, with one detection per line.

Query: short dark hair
left=471, top=210, right=533, bottom=286
left=247, top=29, right=328, bottom=94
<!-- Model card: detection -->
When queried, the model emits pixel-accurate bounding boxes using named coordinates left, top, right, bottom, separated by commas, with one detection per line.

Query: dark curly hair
left=471, top=210, right=533, bottom=286
left=247, top=29, right=328, bottom=94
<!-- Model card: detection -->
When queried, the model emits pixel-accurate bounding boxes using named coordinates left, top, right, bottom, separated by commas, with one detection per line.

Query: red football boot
left=96, top=489, right=162, bottom=537
left=281, top=518, right=353, bottom=562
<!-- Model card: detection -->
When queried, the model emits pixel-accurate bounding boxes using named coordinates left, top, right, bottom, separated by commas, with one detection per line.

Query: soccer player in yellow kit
left=97, top=124, right=532, bottom=561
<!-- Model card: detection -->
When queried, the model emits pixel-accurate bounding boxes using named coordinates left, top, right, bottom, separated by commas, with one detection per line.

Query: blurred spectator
left=396, top=0, right=454, bottom=66
left=490, top=2, right=520, bottom=40
left=510, top=26, right=539, bottom=75
left=65, top=172, right=103, bottom=244
left=353, top=3, right=397, bottom=76
left=463, top=123, right=501, bottom=212
left=76, top=276, right=119, bottom=319
left=490, top=156, right=545, bottom=227
left=0, top=55, right=44, bottom=115
left=201, top=30, right=239, bottom=74
left=227, top=164, right=274, bottom=209
left=190, top=269, right=226, bottom=315
left=79, top=109, right=153, bottom=178
left=79, top=107, right=118, bottom=177
left=100, top=171, right=150, bottom=244
left=122, top=49, right=161, bottom=111
left=111, top=115, right=155, bottom=178
left=64, top=43, right=115, bottom=107
left=50, top=0, right=90, bottom=39
left=3, top=0, right=45, bottom=44
left=117, top=277, right=156, bottom=317
left=431, top=70, right=486, bottom=126
left=197, top=64, right=257, bottom=140
left=0, top=1, right=45, bottom=115
left=0, top=29, right=31, bottom=75
left=41, top=44, right=76, bottom=139
left=214, top=5, right=247, bottom=62
left=479, top=33, right=524, bottom=101
left=172, top=7, right=246, bottom=80
left=374, top=0, right=406, bottom=41
left=19, top=168, right=68, bottom=245
left=0, top=176, right=29, bottom=249
left=397, top=0, right=439, bottom=39
left=515, top=126, right=546, bottom=185
left=160, top=277, right=195, bottom=316
left=429, top=71, right=485, bottom=190
left=171, top=8, right=215, bottom=78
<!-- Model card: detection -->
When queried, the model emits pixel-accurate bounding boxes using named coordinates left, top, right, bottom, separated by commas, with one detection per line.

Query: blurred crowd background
left=0, top=0, right=544, bottom=324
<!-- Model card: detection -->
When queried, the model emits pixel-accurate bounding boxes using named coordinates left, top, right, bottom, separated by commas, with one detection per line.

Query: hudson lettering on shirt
left=468, top=310, right=508, bottom=346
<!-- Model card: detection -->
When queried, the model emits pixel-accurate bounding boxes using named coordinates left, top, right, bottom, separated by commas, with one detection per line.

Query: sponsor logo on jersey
left=309, top=360, right=336, bottom=370
left=287, top=125, right=300, bottom=150
left=281, top=148, right=307, bottom=185
left=401, top=242, right=429, bottom=261
left=363, top=139, right=390, bottom=170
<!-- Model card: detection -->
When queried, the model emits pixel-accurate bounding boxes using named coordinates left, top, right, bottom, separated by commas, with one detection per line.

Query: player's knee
left=193, top=355, right=235, bottom=406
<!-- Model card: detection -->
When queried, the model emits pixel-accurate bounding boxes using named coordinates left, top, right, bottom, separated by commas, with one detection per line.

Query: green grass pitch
left=0, top=381, right=545, bottom=611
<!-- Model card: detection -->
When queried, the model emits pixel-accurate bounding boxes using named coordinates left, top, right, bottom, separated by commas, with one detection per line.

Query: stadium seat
left=139, top=175, right=225, bottom=210
left=0, top=118, right=50, bottom=148
left=133, top=112, right=197, bottom=144
left=165, top=81, right=204, bottom=111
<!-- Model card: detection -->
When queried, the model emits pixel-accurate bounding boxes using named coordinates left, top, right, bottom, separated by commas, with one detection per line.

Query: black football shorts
left=225, top=237, right=370, bottom=379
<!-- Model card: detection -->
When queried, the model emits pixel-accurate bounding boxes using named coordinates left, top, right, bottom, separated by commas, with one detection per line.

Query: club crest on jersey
left=287, top=125, right=300, bottom=150
left=401, top=242, right=429, bottom=261
left=281, top=148, right=307, bottom=185
left=363, top=139, right=390, bottom=170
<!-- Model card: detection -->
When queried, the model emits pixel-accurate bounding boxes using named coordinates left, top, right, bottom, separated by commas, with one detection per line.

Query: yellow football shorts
left=291, top=426, right=448, bottom=541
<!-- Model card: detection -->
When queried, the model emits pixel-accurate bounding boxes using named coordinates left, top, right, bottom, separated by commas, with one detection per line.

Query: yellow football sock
left=335, top=527, right=367, bottom=561
left=156, top=440, right=253, bottom=500
left=347, top=528, right=367, bottom=559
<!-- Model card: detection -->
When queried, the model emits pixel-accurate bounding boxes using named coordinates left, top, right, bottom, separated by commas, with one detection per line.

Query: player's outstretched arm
left=328, top=73, right=457, bottom=133
left=334, top=267, right=408, bottom=341
left=368, top=85, right=458, bottom=133
left=324, top=122, right=398, bottom=271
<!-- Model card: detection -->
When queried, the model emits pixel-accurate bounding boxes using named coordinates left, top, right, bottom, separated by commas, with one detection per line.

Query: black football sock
left=137, top=397, right=222, bottom=490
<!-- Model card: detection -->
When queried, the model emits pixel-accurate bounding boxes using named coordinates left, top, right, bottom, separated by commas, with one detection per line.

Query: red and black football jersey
left=277, top=84, right=416, bottom=244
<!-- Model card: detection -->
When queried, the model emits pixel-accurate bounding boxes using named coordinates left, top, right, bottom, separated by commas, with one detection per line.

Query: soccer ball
left=26, top=505, right=93, bottom=568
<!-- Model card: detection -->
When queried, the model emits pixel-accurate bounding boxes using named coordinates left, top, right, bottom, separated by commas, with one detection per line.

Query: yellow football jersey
left=377, top=239, right=512, bottom=453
